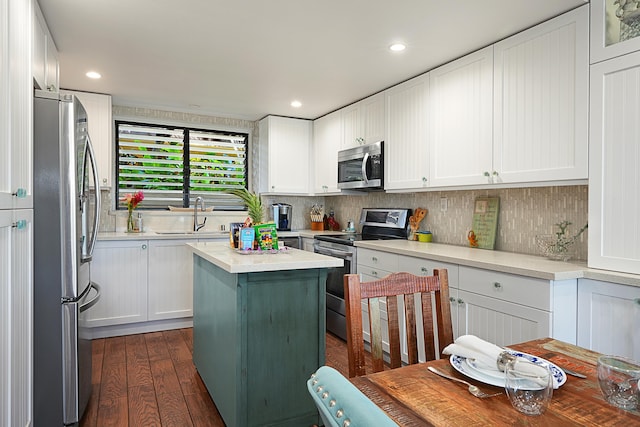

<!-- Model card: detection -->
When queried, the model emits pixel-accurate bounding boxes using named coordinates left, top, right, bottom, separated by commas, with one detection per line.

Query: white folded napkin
left=442, top=335, right=504, bottom=371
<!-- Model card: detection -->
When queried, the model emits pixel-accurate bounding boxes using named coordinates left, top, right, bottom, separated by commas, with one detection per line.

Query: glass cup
left=597, top=355, right=640, bottom=410
left=504, top=358, right=553, bottom=416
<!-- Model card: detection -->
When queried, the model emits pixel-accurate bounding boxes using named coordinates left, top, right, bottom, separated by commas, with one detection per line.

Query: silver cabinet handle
left=371, top=256, right=378, bottom=262
left=457, top=298, right=464, bottom=305
left=449, top=297, right=456, bottom=303
left=421, top=267, right=428, bottom=273
left=142, top=244, right=147, bottom=250
left=371, top=271, right=378, bottom=276
left=493, top=282, right=502, bottom=289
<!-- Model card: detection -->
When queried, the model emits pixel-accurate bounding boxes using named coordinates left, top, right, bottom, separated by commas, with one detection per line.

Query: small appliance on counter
left=272, top=203, right=292, bottom=231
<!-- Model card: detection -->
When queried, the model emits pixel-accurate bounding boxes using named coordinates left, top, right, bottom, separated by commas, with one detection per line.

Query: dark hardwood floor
left=80, top=328, right=369, bottom=426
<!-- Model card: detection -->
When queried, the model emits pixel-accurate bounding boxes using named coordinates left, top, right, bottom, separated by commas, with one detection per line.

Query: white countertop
left=187, top=241, right=343, bottom=274
left=355, top=240, right=640, bottom=287
left=97, top=229, right=341, bottom=241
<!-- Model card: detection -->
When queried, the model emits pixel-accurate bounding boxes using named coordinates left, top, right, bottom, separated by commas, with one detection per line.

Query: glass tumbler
left=597, top=355, right=640, bottom=410
left=504, top=358, right=553, bottom=416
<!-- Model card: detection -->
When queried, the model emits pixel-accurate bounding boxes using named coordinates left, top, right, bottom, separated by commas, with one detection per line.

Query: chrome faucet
left=193, top=196, right=207, bottom=231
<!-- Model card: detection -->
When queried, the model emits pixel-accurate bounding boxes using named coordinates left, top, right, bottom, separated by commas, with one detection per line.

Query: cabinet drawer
left=458, top=266, right=550, bottom=311
left=358, top=265, right=394, bottom=281
left=358, top=248, right=398, bottom=271
left=397, top=255, right=459, bottom=288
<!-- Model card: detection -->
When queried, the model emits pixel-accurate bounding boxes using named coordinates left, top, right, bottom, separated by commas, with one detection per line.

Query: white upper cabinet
left=32, top=1, right=58, bottom=92
left=1, top=0, right=32, bottom=211
left=429, top=47, right=494, bottom=187
left=258, top=115, right=312, bottom=194
left=61, top=90, right=113, bottom=188
left=493, top=5, right=588, bottom=185
left=341, top=92, right=386, bottom=149
left=385, top=73, right=430, bottom=191
left=589, top=50, right=640, bottom=275
left=312, top=110, right=342, bottom=195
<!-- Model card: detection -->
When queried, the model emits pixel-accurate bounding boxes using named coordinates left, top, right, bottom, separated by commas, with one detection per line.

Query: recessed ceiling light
left=389, top=43, right=406, bottom=52
left=86, top=71, right=102, bottom=79
left=291, top=100, right=302, bottom=108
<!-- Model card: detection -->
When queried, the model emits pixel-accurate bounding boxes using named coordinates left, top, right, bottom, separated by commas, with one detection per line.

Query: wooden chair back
left=344, top=269, right=454, bottom=378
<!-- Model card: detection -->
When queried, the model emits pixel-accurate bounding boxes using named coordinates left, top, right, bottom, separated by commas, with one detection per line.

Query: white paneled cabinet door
left=89, top=240, right=148, bottom=326
left=1, top=209, right=33, bottom=427
left=341, top=93, right=386, bottom=148
left=385, top=74, right=430, bottom=191
left=148, top=240, right=193, bottom=320
left=312, top=111, right=342, bottom=194
left=429, top=46, right=494, bottom=187
left=577, top=279, right=640, bottom=360
left=456, top=290, right=551, bottom=348
left=493, top=5, right=588, bottom=184
left=589, top=51, right=640, bottom=275
left=61, top=90, right=112, bottom=188
left=258, top=116, right=311, bottom=194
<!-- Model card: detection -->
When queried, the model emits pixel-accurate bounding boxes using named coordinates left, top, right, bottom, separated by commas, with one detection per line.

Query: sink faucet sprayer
left=193, top=197, right=207, bottom=231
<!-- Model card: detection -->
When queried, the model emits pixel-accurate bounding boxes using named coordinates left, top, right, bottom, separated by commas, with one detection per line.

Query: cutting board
left=470, top=197, right=499, bottom=249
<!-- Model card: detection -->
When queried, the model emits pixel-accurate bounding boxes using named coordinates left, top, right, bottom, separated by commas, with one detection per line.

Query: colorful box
left=253, top=223, right=279, bottom=250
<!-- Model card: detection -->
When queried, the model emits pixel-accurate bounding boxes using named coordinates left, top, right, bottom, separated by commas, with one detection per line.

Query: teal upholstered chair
left=307, top=366, right=398, bottom=427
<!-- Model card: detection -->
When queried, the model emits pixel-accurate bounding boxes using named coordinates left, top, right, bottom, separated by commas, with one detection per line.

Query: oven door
left=314, top=242, right=356, bottom=340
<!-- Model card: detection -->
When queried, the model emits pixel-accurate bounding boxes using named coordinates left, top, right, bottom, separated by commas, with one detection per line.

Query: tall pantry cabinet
left=589, top=47, right=640, bottom=275
left=1, top=0, right=34, bottom=425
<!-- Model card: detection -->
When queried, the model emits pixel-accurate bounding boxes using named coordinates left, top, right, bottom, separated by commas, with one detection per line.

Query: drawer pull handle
left=493, top=282, right=502, bottom=289
left=12, top=188, right=27, bottom=198
left=372, top=257, right=378, bottom=262
left=142, top=244, right=147, bottom=250
left=372, top=271, right=378, bottom=276
left=449, top=297, right=456, bottom=303
left=421, top=267, right=428, bottom=273
left=457, top=298, right=464, bottom=305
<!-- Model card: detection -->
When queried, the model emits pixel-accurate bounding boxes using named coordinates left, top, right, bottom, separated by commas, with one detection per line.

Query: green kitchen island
left=187, top=241, right=343, bottom=427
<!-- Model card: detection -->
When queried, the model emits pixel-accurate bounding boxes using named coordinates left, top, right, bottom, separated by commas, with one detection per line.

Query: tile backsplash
left=264, top=185, right=589, bottom=261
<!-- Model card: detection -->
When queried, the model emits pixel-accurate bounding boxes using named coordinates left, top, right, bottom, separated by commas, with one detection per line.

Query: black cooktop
left=315, top=232, right=406, bottom=246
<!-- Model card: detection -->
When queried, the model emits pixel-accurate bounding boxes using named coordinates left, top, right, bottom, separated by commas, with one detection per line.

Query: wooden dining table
left=350, top=338, right=640, bottom=426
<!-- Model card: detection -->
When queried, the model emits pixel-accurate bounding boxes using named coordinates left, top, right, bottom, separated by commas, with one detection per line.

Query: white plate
left=449, top=350, right=567, bottom=389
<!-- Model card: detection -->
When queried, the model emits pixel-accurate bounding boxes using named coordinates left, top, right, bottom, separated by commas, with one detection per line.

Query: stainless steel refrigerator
left=33, top=90, right=102, bottom=425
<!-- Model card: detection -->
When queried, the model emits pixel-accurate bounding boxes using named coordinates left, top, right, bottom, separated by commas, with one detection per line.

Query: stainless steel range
left=314, top=208, right=412, bottom=340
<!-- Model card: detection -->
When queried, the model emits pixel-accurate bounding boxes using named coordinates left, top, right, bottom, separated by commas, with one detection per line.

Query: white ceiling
left=38, top=0, right=588, bottom=122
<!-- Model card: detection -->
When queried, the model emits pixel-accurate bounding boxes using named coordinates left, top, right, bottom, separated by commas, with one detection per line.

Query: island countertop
left=187, top=241, right=343, bottom=274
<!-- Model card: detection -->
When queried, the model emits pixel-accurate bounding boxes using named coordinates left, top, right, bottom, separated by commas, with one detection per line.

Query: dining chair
left=307, top=366, right=399, bottom=427
left=344, top=269, right=454, bottom=378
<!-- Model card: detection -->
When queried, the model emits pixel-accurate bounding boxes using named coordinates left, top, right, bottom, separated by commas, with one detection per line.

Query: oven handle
left=314, top=245, right=353, bottom=259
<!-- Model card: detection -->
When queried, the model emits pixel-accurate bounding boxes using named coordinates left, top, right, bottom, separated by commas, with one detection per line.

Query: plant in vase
left=536, top=220, right=587, bottom=261
left=122, top=190, right=144, bottom=232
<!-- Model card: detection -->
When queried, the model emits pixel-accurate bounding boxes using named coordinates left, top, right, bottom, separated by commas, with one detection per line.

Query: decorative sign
left=470, top=197, right=499, bottom=250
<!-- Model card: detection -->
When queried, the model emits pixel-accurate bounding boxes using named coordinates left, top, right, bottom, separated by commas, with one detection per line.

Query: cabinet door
left=62, top=91, right=113, bottom=188
left=0, top=0, right=32, bottom=211
left=0, top=209, right=33, bottom=427
left=259, top=116, right=311, bottom=194
left=457, top=290, right=551, bottom=348
left=148, top=240, right=193, bottom=320
left=429, top=47, right=493, bottom=187
left=385, top=74, right=430, bottom=190
left=493, top=6, right=588, bottom=184
left=577, top=279, right=640, bottom=360
left=32, top=5, right=47, bottom=90
left=45, top=34, right=59, bottom=92
left=341, top=93, right=386, bottom=148
left=312, top=111, right=342, bottom=194
left=89, top=240, right=148, bottom=326
left=589, top=51, right=640, bottom=275
left=301, top=237, right=315, bottom=252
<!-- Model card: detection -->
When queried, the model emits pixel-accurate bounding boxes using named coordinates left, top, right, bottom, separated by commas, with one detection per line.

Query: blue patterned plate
left=450, top=349, right=567, bottom=389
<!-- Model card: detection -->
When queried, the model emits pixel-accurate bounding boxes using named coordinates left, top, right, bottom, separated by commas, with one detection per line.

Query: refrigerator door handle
left=82, top=135, right=101, bottom=262
left=79, top=282, right=101, bottom=313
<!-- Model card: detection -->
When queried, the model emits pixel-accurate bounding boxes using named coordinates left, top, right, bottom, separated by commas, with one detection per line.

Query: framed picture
left=591, top=0, right=640, bottom=63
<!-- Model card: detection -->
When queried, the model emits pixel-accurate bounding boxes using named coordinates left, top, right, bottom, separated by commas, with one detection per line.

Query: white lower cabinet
left=457, top=266, right=577, bottom=347
left=301, top=237, right=315, bottom=252
left=577, top=279, right=640, bottom=360
left=148, top=239, right=193, bottom=320
left=1, top=209, right=33, bottom=427
left=89, top=240, right=148, bottom=327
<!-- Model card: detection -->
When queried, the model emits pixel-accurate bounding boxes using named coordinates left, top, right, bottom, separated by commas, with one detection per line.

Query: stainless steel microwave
left=337, top=141, right=384, bottom=190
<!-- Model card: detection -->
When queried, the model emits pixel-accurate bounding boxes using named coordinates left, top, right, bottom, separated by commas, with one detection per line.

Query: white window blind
left=117, top=122, right=248, bottom=210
